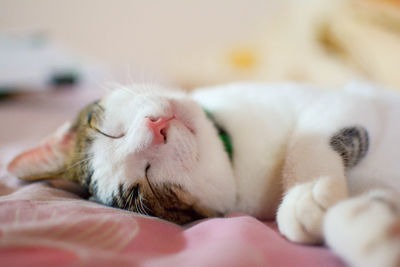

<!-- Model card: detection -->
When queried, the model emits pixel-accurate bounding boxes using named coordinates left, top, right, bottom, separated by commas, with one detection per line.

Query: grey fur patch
left=330, top=126, right=369, bottom=169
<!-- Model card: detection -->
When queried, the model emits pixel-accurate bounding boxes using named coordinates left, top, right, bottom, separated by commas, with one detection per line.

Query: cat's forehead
left=101, top=85, right=184, bottom=114
left=105, top=85, right=182, bottom=101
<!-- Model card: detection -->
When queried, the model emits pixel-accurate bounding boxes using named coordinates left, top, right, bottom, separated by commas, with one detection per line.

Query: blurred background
left=1, top=0, right=400, bottom=155
left=2, top=0, right=400, bottom=92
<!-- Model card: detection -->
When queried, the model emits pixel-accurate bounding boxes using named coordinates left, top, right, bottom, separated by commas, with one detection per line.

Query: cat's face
left=8, top=85, right=237, bottom=224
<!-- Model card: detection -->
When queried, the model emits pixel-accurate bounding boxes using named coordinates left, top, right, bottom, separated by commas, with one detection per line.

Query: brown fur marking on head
left=110, top=178, right=218, bottom=225
left=62, top=100, right=103, bottom=193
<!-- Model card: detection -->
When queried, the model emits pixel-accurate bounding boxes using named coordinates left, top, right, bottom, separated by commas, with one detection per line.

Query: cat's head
left=7, top=85, right=237, bottom=224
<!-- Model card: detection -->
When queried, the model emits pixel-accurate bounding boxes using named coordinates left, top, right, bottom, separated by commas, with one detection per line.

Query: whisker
left=73, top=151, right=93, bottom=156
left=134, top=198, right=140, bottom=214
left=64, top=156, right=94, bottom=171
left=140, top=195, right=147, bottom=212
left=138, top=196, right=145, bottom=215
left=70, top=158, right=91, bottom=167
left=122, top=86, right=136, bottom=96
left=124, top=187, right=134, bottom=210
left=137, top=200, right=143, bottom=214
left=129, top=190, right=135, bottom=210
left=138, top=194, right=149, bottom=216
left=123, top=193, right=129, bottom=210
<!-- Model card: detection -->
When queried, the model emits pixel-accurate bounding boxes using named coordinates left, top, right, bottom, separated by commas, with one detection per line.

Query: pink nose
left=146, top=117, right=174, bottom=144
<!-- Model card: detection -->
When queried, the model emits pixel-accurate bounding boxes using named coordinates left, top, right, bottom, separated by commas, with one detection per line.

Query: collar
left=203, top=108, right=233, bottom=161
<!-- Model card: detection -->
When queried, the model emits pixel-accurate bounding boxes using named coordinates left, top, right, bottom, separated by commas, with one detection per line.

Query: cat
left=7, top=82, right=400, bottom=267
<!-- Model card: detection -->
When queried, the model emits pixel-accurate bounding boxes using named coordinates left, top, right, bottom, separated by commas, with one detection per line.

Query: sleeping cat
left=7, top=82, right=400, bottom=267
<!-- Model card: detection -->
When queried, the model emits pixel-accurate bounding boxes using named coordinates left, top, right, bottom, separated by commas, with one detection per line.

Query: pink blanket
left=0, top=88, right=347, bottom=267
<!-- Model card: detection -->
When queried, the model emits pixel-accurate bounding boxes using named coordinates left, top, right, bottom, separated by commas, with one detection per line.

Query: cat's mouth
left=171, top=116, right=196, bottom=135
left=163, top=119, right=196, bottom=147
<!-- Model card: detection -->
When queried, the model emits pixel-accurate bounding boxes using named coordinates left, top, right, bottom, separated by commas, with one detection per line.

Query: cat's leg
left=277, top=133, right=348, bottom=244
left=324, top=189, right=400, bottom=267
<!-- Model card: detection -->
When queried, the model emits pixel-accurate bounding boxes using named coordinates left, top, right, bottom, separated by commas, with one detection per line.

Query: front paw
left=277, top=176, right=347, bottom=244
left=324, top=191, right=400, bottom=267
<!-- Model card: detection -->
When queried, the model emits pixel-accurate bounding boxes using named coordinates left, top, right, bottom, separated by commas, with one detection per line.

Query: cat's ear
left=7, top=122, right=77, bottom=181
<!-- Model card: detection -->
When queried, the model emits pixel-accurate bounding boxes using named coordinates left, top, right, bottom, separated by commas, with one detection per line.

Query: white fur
left=21, top=81, right=400, bottom=266
left=324, top=190, right=400, bottom=267
left=90, top=85, right=237, bottom=215
left=194, top=82, right=400, bottom=266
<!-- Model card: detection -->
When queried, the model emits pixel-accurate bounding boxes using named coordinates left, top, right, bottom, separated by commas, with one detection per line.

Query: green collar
left=203, top=108, right=233, bottom=161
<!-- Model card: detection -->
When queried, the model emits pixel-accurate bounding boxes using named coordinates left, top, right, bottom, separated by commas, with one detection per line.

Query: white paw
left=325, top=191, right=400, bottom=267
left=277, top=176, right=347, bottom=244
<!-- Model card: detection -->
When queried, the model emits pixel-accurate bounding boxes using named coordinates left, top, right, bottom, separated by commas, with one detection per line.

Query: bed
left=0, top=87, right=346, bottom=267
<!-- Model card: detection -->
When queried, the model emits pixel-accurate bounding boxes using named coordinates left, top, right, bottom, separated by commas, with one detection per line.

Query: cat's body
left=8, top=82, right=400, bottom=267
left=195, top=83, right=400, bottom=217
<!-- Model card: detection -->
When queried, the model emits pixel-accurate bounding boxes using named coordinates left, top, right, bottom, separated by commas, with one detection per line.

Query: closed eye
left=88, top=106, right=125, bottom=139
